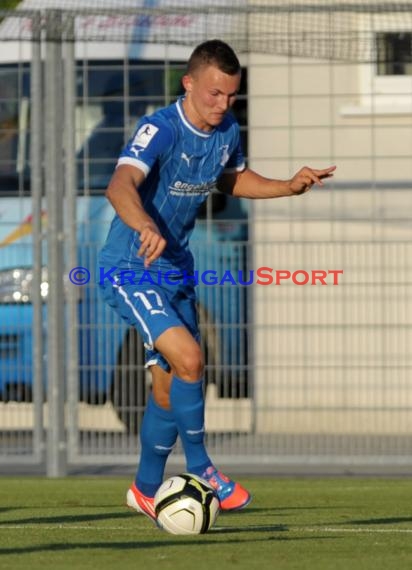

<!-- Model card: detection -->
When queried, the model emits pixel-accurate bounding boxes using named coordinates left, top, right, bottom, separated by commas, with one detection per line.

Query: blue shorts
left=99, top=275, right=199, bottom=372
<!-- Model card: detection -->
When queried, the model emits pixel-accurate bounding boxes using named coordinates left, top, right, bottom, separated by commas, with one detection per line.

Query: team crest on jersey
left=132, top=123, right=159, bottom=149
left=219, top=144, right=230, bottom=166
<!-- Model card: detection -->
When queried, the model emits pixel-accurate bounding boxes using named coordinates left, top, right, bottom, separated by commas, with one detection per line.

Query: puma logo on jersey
left=130, top=147, right=141, bottom=158
left=181, top=152, right=193, bottom=166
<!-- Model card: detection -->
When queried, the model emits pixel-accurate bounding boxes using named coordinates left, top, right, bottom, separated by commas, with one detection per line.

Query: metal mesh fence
left=2, top=1, right=412, bottom=61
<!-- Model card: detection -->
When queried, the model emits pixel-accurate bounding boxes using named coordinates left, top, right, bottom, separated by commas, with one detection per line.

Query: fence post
left=31, top=11, right=45, bottom=465
left=64, top=12, right=80, bottom=464
left=45, top=9, right=67, bottom=477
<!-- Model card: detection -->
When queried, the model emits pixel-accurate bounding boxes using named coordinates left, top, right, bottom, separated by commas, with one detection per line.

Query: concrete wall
left=247, top=51, right=412, bottom=436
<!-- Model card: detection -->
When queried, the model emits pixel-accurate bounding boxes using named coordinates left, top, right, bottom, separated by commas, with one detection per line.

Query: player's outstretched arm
left=287, top=165, right=336, bottom=195
left=218, top=165, right=336, bottom=199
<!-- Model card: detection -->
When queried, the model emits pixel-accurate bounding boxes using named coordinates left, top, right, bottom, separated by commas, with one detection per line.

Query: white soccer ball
left=154, top=473, right=220, bottom=535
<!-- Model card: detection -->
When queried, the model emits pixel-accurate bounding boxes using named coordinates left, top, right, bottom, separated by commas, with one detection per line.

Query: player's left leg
left=155, top=326, right=251, bottom=512
left=125, top=280, right=250, bottom=513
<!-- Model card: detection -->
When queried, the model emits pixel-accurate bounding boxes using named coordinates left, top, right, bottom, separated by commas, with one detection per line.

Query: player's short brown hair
left=187, top=39, right=241, bottom=76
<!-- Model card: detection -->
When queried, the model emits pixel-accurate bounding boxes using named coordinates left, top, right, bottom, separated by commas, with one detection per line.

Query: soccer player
left=99, top=39, right=335, bottom=522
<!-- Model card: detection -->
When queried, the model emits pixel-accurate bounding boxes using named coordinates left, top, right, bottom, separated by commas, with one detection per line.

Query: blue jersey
left=99, top=97, right=245, bottom=274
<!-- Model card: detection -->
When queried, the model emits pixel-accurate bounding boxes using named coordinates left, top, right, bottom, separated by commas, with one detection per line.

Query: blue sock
left=169, top=376, right=212, bottom=476
left=136, top=393, right=178, bottom=497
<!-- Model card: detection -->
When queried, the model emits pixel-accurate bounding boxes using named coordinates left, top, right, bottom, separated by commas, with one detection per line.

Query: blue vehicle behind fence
left=0, top=56, right=249, bottom=433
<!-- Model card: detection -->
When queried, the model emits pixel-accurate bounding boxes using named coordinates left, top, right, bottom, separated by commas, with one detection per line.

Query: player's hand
left=288, top=165, right=336, bottom=195
left=137, top=222, right=167, bottom=268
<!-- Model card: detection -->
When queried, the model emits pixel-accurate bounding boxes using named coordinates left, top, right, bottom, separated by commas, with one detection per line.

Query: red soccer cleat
left=126, top=482, right=157, bottom=522
left=202, top=467, right=251, bottom=511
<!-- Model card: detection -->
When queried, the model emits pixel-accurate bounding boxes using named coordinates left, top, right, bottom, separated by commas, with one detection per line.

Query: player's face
left=182, top=65, right=241, bottom=131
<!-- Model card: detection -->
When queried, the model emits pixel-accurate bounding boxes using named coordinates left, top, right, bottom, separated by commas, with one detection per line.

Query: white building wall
left=248, top=49, right=412, bottom=436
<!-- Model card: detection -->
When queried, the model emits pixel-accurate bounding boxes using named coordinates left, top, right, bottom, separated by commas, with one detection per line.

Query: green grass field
left=1, top=477, right=411, bottom=570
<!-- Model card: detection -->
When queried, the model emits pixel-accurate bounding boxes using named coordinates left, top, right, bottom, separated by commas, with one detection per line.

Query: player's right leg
left=99, top=278, right=182, bottom=521
left=127, top=365, right=176, bottom=521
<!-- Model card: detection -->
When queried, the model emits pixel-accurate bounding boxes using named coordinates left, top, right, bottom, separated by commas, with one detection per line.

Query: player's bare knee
left=174, top=347, right=204, bottom=380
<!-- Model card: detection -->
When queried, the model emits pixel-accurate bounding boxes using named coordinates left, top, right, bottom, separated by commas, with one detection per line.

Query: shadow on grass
left=0, top=508, right=16, bottom=514
left=345, top=516, right=412, bottom=526
left=0, top=511, right=133, bottom=526
left=1, top=505, right=348, bottom=528
left=244, top=506, right=347, bottom=515
left=211, top=523, right=288, bottom=533
left=0, top=534, right=340, bottom=556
